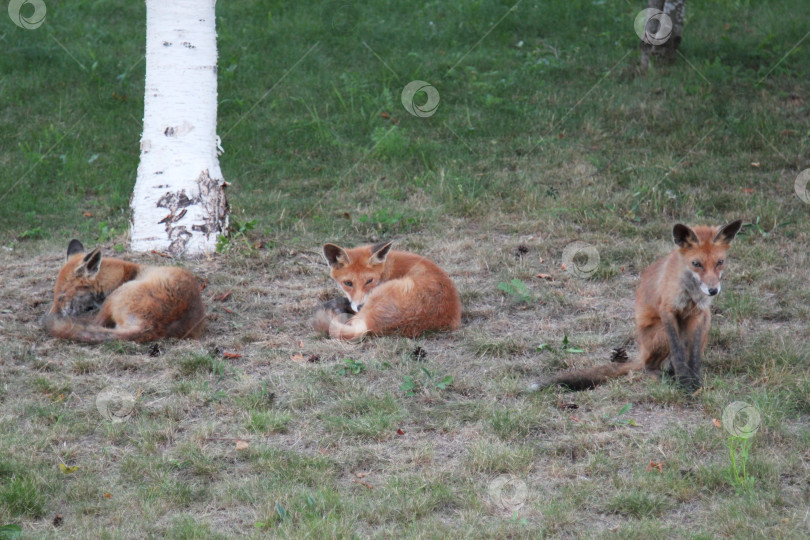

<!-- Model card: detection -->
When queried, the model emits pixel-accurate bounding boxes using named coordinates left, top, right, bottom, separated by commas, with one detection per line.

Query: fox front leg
left=662, top=315, right=697, bottom=391
left=684, top=310, right=710, bottom=390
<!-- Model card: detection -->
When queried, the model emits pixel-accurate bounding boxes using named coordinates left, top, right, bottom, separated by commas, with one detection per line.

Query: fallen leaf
left=354, top=472, right=370, bottom=478
left=53, top=514, right=63, bottom=527
left=104, top=493, right=112, bottom=498
left=59, top=463, right=80, bottom=474
left=536, top=273, right=554, bottom=281
left=307, top=355, right=320, bottom=363
left=223, top=352, right=242, bottom=359
left=750, top=162, right=760, bottom=168
left=646, top=461, right=664, bottom=473
left=236, top=440, right=249, bottom=451
left=352, top=479, right=373, bottom=490
left=569, top=415, right=581, bottom=423
left=742, top=188, right=754, bottom=194
left=379, top=111, right=391, bottom=119
left=222, top=307, right=234, bottom=314
left=215, top=291, right=233, bottom=302
left=557, top=401, right=579, bottom=410
left=290, top=354, right=306, bottom=363
left=150, top=250, right=172, bottom=258
left=712, top=418, right=722, bottom=428
left=396, top=428, right=405, bottom=435
left=298, top=340, right=304, bottom=348
left=83, top=212, right=93, bottom=217
left=561, top=263, right=568, bottom=271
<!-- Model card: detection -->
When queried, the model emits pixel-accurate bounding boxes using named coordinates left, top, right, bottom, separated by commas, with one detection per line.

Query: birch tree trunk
left=639, top=0, right=685, bottom=72
left=131, top=0, right=228, bottom=257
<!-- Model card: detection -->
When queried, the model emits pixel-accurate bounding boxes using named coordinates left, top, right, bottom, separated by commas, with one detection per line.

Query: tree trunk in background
left=131, top=0, right=228, bottom=257
left=640, top=0, right=685, bottom=72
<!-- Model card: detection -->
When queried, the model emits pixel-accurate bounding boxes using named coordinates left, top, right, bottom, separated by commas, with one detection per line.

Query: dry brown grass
left=1, top=215, right=809, bottom=538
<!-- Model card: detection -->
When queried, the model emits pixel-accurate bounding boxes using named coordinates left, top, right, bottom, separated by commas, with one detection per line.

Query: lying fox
left=313, top=241, right=461, bottom=340
left=531, top=220, right=743, bottom=392
left=44, top=240, right=205, bottom=342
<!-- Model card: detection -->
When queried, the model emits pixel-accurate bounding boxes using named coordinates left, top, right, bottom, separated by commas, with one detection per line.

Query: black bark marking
left=154, top=170, right=228, bottom=257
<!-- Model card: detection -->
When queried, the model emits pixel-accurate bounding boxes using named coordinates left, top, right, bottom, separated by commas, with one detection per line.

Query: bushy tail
left=528, top=360, right=643, bottom=392
left=44, top=316, right=148, bottom=343
left=312, top=297, right=359, bottom=339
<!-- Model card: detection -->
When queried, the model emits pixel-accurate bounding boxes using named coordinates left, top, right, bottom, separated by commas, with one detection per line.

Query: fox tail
left=43, top=315, right=149, bottom=343
left=528, top=360, right=644, bottom=392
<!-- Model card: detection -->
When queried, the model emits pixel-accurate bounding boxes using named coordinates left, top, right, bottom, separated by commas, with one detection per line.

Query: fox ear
left=713, top=219, right=743, bottom=245
left=66, top=239, right=85, bottom=260
left=323, top=244, right=349, bottom=269
left=75, top=248, right=102, bottom=278
left=369, top=241, right=393, bottom=265
left=673, top=224, right=699, bottom=248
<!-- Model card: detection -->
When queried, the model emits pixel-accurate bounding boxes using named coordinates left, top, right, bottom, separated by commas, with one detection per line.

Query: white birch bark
left=131, top=0, right=228, bottom=257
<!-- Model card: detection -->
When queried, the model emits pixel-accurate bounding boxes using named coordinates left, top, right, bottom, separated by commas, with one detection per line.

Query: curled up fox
left=313, top=241, right=461, bottom=340
left=531, top=220, right=743, bottom=392
left=44, top=240, right=205, bottom=342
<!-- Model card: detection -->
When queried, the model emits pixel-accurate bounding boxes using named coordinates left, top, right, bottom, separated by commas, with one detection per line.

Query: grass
left=0, top=0, right=809, bottom=537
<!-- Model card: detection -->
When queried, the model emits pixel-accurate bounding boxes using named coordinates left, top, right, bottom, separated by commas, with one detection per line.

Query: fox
left=313, top=241, right=461, bottom=340
left=43, top=239, right=206, bottom=342
left=530, top=220, right=743, bottom=392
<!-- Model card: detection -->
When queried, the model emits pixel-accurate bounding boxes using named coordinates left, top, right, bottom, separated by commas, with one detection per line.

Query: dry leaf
left=354, top=472, right=369, bottom=478
left=83, top=212, right=93, bottom=217
left=235, top=440, right=249, bottom=451
left=353, top=479, right=373, bottom=490
left=536, top=273, right=554, bottom=281
left=104, top=493, right=112, bottom=498
left=646, top=461, right=664, bottom=473
left=298, top=340, right=304, bottom=348
left=750, top=162, right=760, bottom=167
left=59, top=463, right=80, bottom=474
left=396, top=428, right=405, bottom=435
left=379, top=111, right=391, bottom=119
left=290, top=354, right=306, bottom=363
left=712, top=418, right=722, bottom=428
left=223, top=352, right=242, bottom=359
left=569, top=415, right=581, bottom=423
left=742, top=188, right=754, bottom=194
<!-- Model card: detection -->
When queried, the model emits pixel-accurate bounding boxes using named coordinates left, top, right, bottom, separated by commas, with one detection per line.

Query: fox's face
left=674, top=220, right=743, bottom=297
left=48, top=240, right=106, bottom=317
left=323, top=241, right=392, bottom=312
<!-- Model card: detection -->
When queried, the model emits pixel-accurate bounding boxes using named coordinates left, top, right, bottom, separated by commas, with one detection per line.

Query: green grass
left=1, top=0, right=809, bottom=537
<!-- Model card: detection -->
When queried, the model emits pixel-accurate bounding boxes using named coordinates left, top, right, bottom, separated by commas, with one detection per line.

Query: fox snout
left=698, top=279, right=721, bottom=297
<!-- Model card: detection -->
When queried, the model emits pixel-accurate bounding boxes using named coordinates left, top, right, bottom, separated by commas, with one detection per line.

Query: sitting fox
left=44, top=240, right=205, bottom=342
left=313, top=241, right=461, bottom=340
left=531, top=220, right=743, bottom=392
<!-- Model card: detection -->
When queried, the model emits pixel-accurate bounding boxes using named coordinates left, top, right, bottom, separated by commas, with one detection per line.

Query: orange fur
left=43, top=240, right=205, bottom=343
left=531, top=220, right=742, bottom=391
left=313, top=241, right=461, bottom=340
